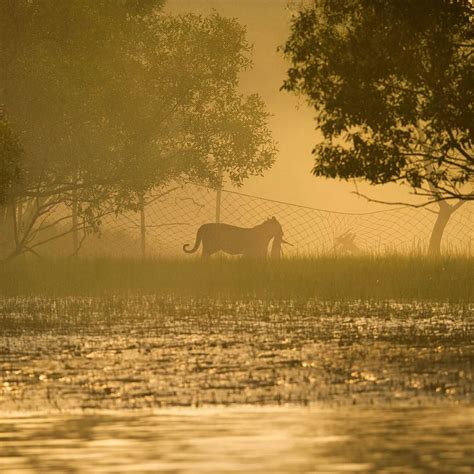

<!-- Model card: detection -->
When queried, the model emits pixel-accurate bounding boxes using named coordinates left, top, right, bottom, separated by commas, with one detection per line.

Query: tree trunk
left=428, top=203, right=452, bottom=256
left=0, top=204, right=14, bottom=259
left=428, top=199, right=467, bottom=256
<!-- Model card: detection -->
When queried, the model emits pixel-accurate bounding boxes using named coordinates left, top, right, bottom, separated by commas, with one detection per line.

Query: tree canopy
left=0, top=0, right=276, bottom=258
left=283, top=0, right=473, bottom=204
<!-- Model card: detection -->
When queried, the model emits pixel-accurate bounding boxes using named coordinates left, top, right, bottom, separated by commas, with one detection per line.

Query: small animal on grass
left=183, top=217, right=291, bottom=258
left=334, top=230, right=360, bottom=255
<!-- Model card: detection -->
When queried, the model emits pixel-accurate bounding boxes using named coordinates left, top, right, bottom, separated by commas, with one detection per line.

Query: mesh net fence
left=69, top=182, right=473, bottom=257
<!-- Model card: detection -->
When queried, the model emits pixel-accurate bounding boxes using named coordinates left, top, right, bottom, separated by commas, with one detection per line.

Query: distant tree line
left=0, top=0, right=276, bottom=260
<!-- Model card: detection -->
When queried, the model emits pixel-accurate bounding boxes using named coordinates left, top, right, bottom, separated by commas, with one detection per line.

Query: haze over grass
left=0, top=256, right=472, bottom=300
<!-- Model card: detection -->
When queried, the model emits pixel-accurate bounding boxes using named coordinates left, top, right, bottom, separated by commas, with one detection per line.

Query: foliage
left=283, top=0, right=473, bottom=203
left=0, top=0, right=276, bottom=259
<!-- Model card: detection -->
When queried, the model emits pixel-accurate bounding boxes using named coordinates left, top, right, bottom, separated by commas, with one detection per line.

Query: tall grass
left=1, top=256, right=472, bottom=300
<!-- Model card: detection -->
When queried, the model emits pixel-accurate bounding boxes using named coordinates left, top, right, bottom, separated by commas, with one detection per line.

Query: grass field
left=0, top=255, right=472, bottom=299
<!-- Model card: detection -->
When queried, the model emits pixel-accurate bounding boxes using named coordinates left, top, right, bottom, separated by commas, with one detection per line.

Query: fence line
left=45, top=182, right=472, bottom=258
left=206, top=184, right=409, bottom=216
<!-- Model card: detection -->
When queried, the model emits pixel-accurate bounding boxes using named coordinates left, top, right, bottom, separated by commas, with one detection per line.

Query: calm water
left=0, top=407, right=472, bottom=473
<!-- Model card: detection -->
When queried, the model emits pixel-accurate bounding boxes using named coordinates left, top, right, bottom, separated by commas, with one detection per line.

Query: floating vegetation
left=1, top=297, right=472, bottom=411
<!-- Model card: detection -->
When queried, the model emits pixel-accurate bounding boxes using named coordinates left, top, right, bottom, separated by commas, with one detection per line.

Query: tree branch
left=352, top=190, right=471, bottom=209
left=446, top=128, right=474, bottom=163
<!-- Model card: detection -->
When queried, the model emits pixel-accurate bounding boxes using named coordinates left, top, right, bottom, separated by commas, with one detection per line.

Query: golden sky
left=167, top=0, right=419, bottom=212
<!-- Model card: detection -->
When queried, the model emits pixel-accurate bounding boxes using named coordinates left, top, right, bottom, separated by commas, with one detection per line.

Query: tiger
left=183, top=217, right=287, bottom=258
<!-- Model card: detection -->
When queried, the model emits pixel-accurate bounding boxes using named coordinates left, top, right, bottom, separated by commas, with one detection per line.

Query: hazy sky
left=166, top=0, right=418, bottom=212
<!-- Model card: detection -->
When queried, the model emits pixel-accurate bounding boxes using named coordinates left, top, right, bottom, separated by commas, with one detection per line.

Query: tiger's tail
left=183, top=227, right=203, bottom=253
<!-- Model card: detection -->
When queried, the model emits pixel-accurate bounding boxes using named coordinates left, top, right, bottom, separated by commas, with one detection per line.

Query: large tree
left=0, top=0, right=276, bottom=259
left=283, top=0, right=473, bottom=253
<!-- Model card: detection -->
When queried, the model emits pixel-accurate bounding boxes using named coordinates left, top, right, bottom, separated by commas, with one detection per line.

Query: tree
left=0, top=1, right=276, bottom=259
left=0, top=110, right=22, bottom=206
left=283, top=0, right=473, bottom=253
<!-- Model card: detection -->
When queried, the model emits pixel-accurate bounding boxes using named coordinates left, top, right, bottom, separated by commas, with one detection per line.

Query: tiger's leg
left=201, top=242, right=216, bottom=258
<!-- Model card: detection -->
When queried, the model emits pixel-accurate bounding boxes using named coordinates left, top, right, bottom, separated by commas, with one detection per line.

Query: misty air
left=0, top=1, right=473, bottom=472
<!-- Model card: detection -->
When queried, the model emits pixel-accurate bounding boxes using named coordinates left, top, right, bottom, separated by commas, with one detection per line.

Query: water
left=0, top=407, right=472, bottom=473
left=1, top=297, right=472, bottom=472
left=1, top=298, right=472, bottom=409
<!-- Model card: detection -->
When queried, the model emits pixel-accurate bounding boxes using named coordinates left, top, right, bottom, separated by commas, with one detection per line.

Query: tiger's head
left=263, top=216, right=284, bottom=238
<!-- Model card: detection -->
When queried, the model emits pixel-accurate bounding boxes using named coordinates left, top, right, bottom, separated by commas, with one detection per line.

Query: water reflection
left=1, top=299, right=471, bottom=410
left=0, top=406, right=472, bottom=473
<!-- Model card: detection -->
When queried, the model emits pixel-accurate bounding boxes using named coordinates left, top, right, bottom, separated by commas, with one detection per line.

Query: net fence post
left=216, top=170, right=223, bottom=223
left=140, top=194, right=146, bottom=258
left=72, top=188, right=79, bottom=256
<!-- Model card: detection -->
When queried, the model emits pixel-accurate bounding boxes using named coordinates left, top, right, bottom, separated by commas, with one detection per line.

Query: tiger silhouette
left=183, top=217, right=287, bottom=257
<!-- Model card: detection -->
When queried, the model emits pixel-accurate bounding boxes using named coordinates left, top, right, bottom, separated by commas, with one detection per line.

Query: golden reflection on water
left=1, top=298, right=472, bottom=410
left=0, top=406, right=472, bottom=473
